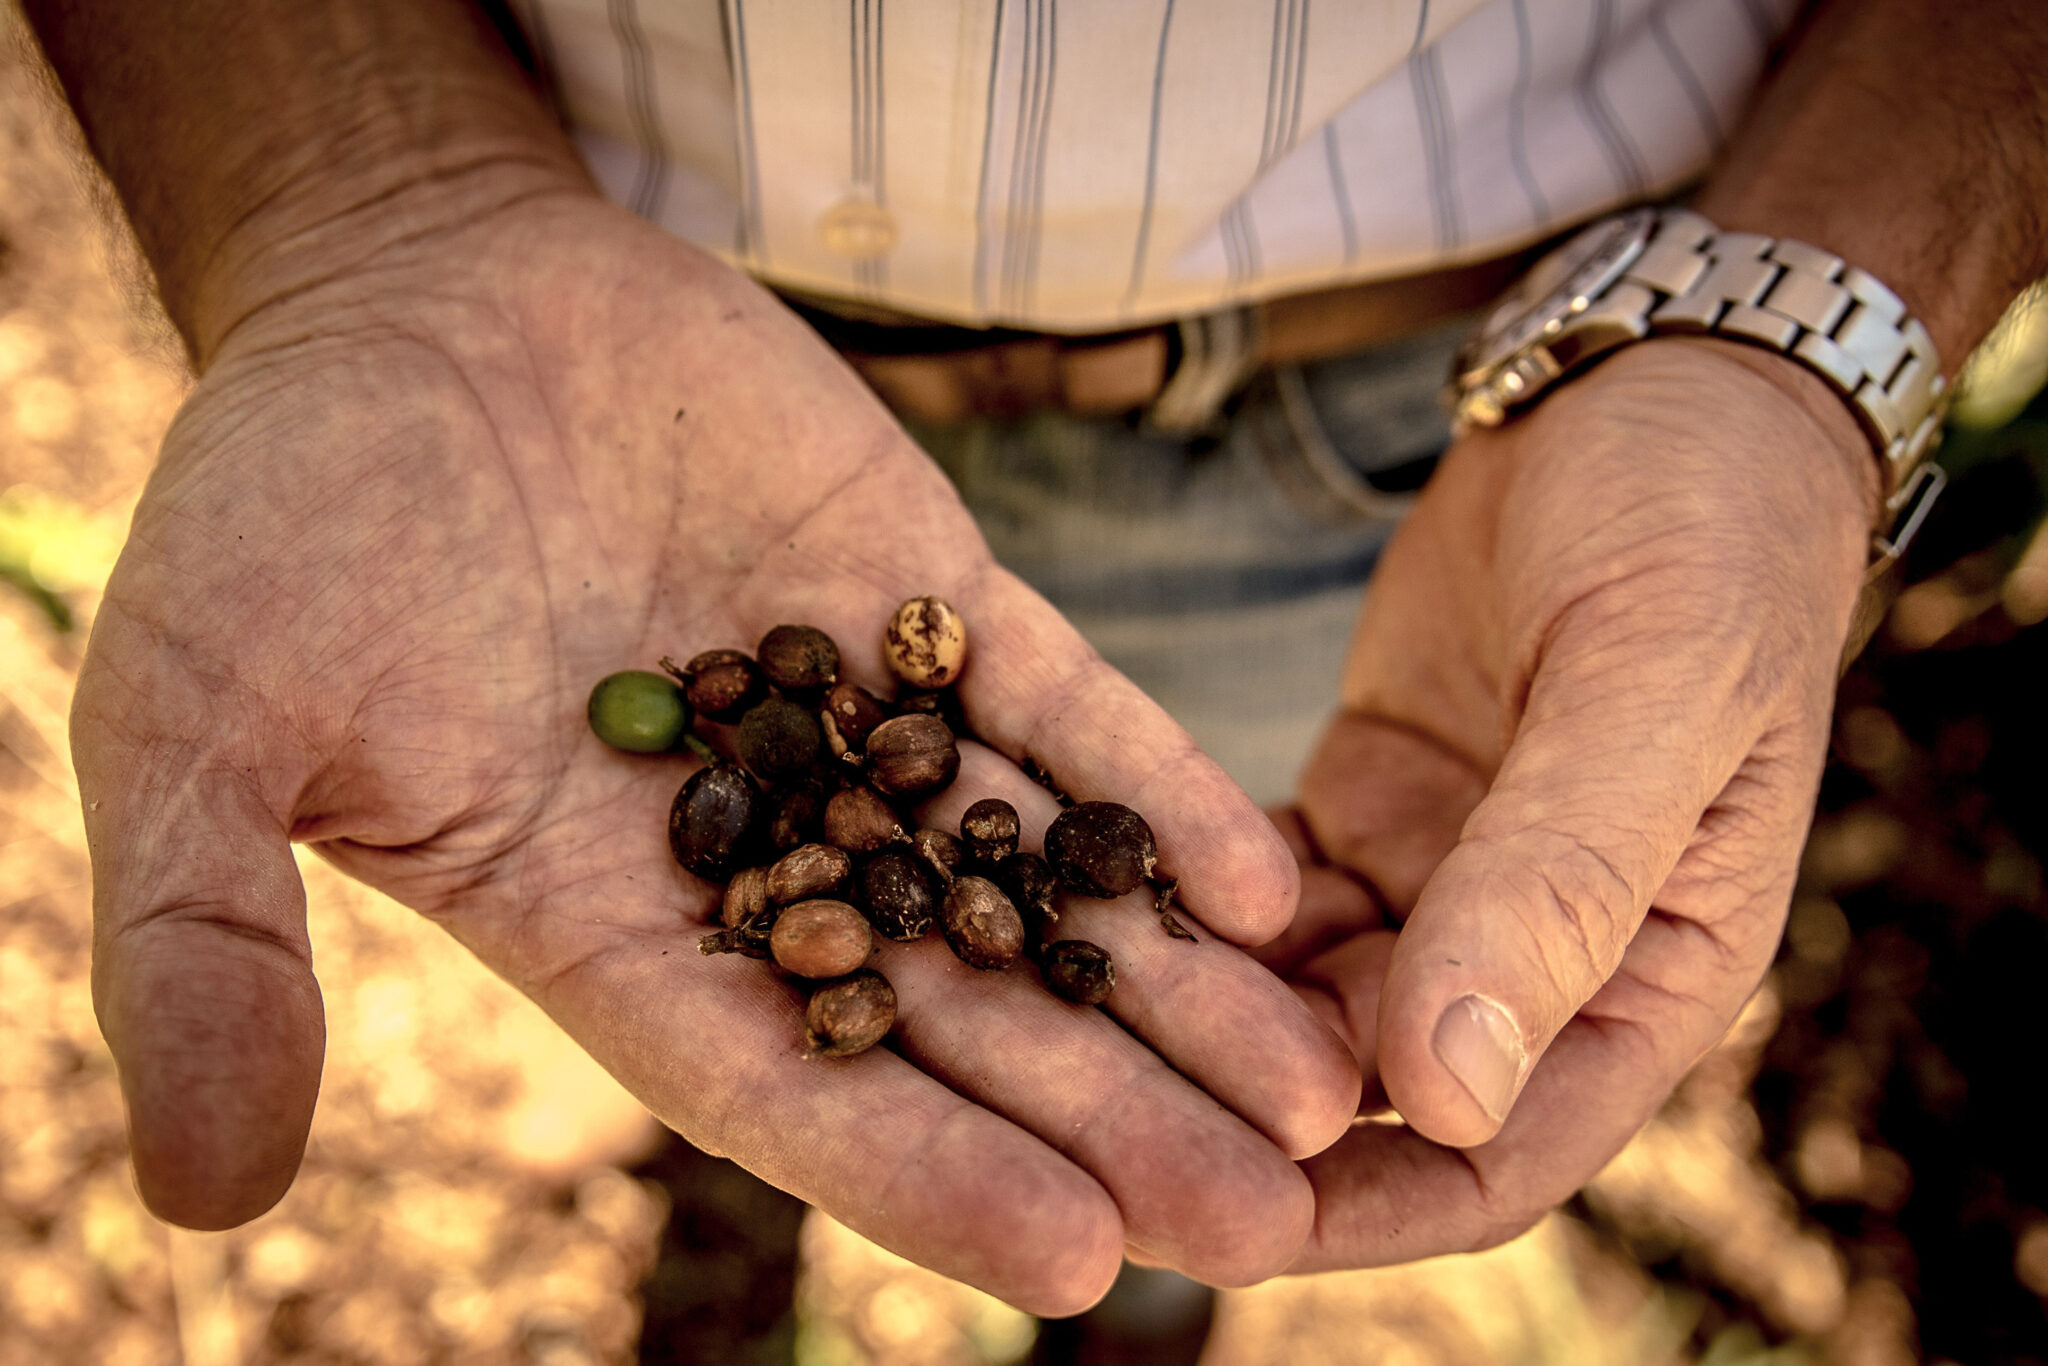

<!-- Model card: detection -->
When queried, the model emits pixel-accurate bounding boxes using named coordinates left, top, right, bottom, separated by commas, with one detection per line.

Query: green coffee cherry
left=587, top=669, right=691, bottom=753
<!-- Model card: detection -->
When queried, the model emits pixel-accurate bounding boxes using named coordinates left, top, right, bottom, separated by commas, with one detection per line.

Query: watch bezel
left=1451, top=207, right=1660, bottom=405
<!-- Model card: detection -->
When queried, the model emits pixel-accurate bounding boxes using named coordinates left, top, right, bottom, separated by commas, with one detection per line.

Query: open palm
left=72, top=190, right=1359, bottom=1311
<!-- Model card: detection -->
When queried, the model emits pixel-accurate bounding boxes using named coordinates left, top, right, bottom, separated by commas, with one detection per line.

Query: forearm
left=1697, top=0, right=2048, bottom=368
left=19, top=0, right=592, bottom=368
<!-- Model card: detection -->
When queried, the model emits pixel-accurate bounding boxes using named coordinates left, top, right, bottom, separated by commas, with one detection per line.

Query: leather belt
left=787, top=247, right=1540, bottom=431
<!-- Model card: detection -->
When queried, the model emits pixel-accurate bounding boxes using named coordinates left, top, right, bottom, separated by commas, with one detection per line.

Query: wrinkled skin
left=71, top=189, right=1363, bottom=1313
left=1261, top=339, right=1877, bottom=1266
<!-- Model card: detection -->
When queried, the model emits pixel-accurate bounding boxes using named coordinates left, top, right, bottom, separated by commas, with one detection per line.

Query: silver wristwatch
left=1449, top=206, right=1949, bottom=581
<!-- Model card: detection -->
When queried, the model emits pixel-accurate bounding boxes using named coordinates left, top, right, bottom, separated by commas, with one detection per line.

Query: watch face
left=1455, top=207, right=1657, bottom=384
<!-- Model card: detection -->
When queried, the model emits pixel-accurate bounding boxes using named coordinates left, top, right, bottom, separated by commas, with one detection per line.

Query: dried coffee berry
left=943, top=875, right=1025, bottom=970
left=723, top=866, right=770, bottom=928
left=823, top=786, right=909, bottom=854
left=805, top=969, right=896, bottom=1058
left=860, top=851, right=939, bottom=942
left=959, top=798, right=1021, bottom=865
left=994, top=851, right=1059, bottom=929
left=1042, top=940, right=1116, bottom=1005
left=670, top=648, right=765, bottom=723
left=764, top=779, right=826, bottom=853
left=884, top=596, right=967, bottom=689
left=893, top=687, right=968, bottom=736
left=820, top=682, right=889, bottom=757
left=668, top=764, right=761, bottom=882
left=865, top=714, right=960, bottom=800
left=911, top=828, right=963, bottom=886
left=767, top=843, right=853, bottom=905
left=757, top=624, right=840, bottom=696
left=1044, top=801, right=1158, bottom=898
left=737, top=696, right=822, bottom=784
left=587, top=670, right=690, bottom=754
left=770, top=899, right=873, bottom=978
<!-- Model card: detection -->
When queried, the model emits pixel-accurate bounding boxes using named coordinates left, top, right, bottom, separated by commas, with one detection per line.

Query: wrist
left=23, top=0, right=595, bottom=369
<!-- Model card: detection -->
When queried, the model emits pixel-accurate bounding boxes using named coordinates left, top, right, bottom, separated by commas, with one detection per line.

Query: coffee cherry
left=723, top=866, right=770, bottom=928
left=587, top=670, right=690, bottom=753
left=823, top=786, right=909, bottom=854
left=820, top=683, right=889, bottom=757
left=1042, top=940, right=1116, bottom=1005
left=764, top=779, right=826, bottom=854
left=885, top=596, right=967, bottom=689
left=805, top=969, right=896, bottom=1057
left=770, top=899, right=873, bottom=978
left=943, top=876, right=1025, bottom=970
left=737, top=696, right=822, bottom=784
left=668, top=764, right=761, bottom=882
left=758, top=624, right=840, bottom=696
left=673, top=648, right=765, bottom=723
left=860, top=852, right=939, bottom=942
left=865, top=714, right=960, bottom=799
left=893, top=687, right=968, bottom=736
left=767, top=843, right=853, bottom=905
left=960, top=798, right=1020, bottom=865
left=1044, top=802, right=1157, bottom=898
left=911, top=828, right=963, bottom=886
left=994, top=851, right=1059, bottom=928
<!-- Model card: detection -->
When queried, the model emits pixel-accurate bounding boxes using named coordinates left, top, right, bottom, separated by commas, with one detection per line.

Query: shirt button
left=818, top=196, right=898, bottom=260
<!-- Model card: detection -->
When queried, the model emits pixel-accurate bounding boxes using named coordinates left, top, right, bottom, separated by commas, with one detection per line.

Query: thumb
left=1374, top=631, right=1749, bottom=1148
left=75, top=680, right=324, bottom=1229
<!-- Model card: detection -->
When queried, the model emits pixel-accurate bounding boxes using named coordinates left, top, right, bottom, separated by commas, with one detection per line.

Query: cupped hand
left=72, top=187, right=1359, bottom=1311
left=1261, top=338, right=1879, bottom=1267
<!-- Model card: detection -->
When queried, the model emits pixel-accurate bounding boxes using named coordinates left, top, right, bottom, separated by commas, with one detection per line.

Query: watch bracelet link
left=1614, top=208, right=1948, bottom=519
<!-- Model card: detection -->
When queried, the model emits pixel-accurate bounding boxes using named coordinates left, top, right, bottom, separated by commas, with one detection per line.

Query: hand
left=72, top=185, right=1360, bottom=1310
left=1258, top=338, right=1878, bottom=1266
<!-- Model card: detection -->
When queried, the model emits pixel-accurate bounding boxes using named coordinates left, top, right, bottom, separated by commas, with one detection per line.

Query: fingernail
left=1432, top=994, right=1524, bottom=1124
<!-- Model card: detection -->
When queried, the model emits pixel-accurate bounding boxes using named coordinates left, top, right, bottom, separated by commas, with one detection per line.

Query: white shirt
left=505, top=0, right=1797, bottom=331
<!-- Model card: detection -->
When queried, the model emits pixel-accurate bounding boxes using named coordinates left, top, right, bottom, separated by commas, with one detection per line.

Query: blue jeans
left=910, top=318, right=1463, bottom=804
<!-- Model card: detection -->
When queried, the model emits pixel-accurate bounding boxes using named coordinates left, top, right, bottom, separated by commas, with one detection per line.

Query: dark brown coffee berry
left=737, top=696, right=822, bottom=784
left=994, top=851, right=1059, bottom=928
left=943, top=875, right=1025, bottom=970
left=764, top=779, right=826, bottom=853
left=668, top=764, right=760, bottom=882
left=865, top=714, right=960, bottom=799
left=767, top=843, right=853, bottom=905
left=911, top=828, right=963, bottom=886
left=820, top=682, right=890, bottom=757
left=823, top=786, right=909, bottom=854
left=723, top=866, right=770, bottom=928
left=770, top=899, right=873, bottom=978
left=1042, top=940, right=1116, bottom=1005
left=805, top=969, right=896, bottom=1058
left=1044, top=801, right=1157, bottom=898
left=672, top=648, right=765, bottom=723
left=960, top=798, right=1021, bottom=865
left=757, top=624, right=840, bottom=695
left=860, top=851, right=939, bottom=942
left=893, top=687, right=968, bottom=735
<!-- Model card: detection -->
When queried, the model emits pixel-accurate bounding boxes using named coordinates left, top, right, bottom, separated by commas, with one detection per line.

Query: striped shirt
left=505, top=0, right=1798, bottom=332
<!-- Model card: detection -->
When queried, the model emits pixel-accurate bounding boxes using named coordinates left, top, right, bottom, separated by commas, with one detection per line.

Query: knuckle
left=1505, top=829, right=1646, bottom=993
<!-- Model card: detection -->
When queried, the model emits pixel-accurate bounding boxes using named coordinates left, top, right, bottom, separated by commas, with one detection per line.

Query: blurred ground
left=4, top=11, right=2048, bottom=1365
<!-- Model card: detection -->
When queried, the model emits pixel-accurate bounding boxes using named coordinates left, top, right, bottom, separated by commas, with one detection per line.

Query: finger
left=541, top=944, right=1127, bottom=1314
left=73, top=677, right=324, bottom=1230
left=1373, top=618, right=1763, bottom=1148
left=962, top=570, right=1298, bottom=946
left=924, top=745, right=1363, bottom=1162
left=1293, top=907, right=1767, bottom=1270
